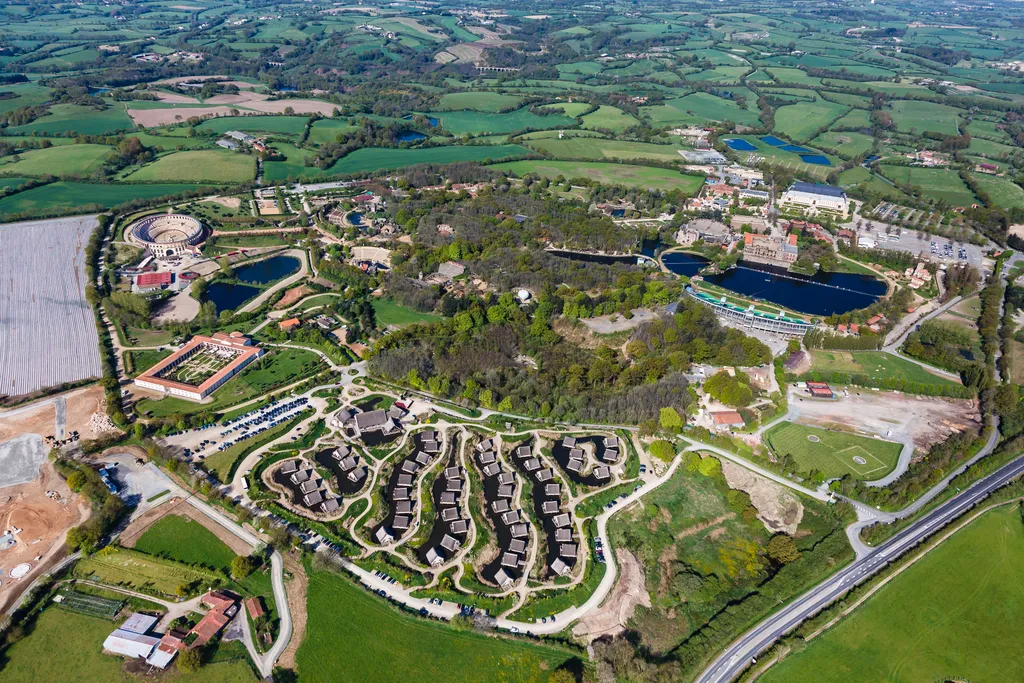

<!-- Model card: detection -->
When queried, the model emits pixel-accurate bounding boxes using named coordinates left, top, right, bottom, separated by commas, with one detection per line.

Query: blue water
left=89, top=87, right=109, bottom=95
left=278, top=86, right=297, bottom=92
left=724, top=138, right=757, bottom=151
left=760, top=135, right=787, bottom=146
left=781, top=144, right=811, bottom=153
left=349, top=212, right=363, bottom=225
left=396, top=130, right=426, bottom=142
left=611, top=208, right=625, bottom=217
left=205, top=282, right=261, bottom=312
left=661, top=253, right=884, bottom=315
left=800, top=154, right=832, bottom=166
left=865, top=154, right=880, bottom=163
left=235, top=254, right=301, bottom=284
left=404, top=115, right=439, bottom=127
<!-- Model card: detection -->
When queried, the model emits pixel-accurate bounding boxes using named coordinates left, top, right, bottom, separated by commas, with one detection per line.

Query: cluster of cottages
left=329, top=444, right=369, bottom=489
left=476, top=438, right=533, bottom=589
left=562, top=435, right=617, bottom=482
left=424, top=445, right=471, bottom=567
left=375, top=430, right=448, bottom=545
left=835, top=313, right=887, bottom=336
left=332, top=402, right=409, bottom=438
left=515, top=439, right=579, bottom=578
left=102, top=591, right=261, bottom=669
left=280, top=460, right=342, bottom=514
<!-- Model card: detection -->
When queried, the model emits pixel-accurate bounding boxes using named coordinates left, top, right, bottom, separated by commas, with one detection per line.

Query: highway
left=697, top=452, right=1024, bottom=683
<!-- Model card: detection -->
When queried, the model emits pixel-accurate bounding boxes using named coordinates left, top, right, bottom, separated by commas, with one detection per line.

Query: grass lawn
left=126, top=349, right=171, bottom=377
left=0, top=181, right=205, bottom=220
left=135, top=347, right=324, bottom=417
left=837, top=166, right=909, bottom=201
left=0, top=607, right=256, bottom=682
left=373, top=298, right=443, bottom=327
left=969, top=173, right=1024, bottom=210
left=763, top=421, right=902, bottom=480
left=580, top=105, right=640, bottom=133
left=772, top=101, right=849, bottom=141
left=809, top=131, right=874, bottom=159
left=306, top=118, right=360, bottom=145
left=296, top=562, right=581, bottom=683
left=0, top=176, right=32, bottom=192
left=430, top=108, right=576, bottom=135
left=74, top=547, right=224, bottom=597
left=492, top=160, right=705, bottom=193
left=887, top=100, right=964, bottom=137
left=134, top=514, right=238, bottom=569
left=807, top=350, right=959, bottom=387
left=762, top=504, right=1024, bottom=683
left=436, top=92, right=524, bottom=112
left=525, top=137, right=683, bottom=163
left=0, top=143, right=113, bottom=177
left=128, top=150, right=255, bottom=184
left=880, top=165, right=977, bottom=207
left=8, top=104, right=134, bottom=135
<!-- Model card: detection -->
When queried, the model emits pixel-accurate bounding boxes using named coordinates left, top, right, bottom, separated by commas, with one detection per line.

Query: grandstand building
left=134, top=332, right=263, bottom=401
left=686, top=287, right=813, bottom=337
left=778, top=182, right=850, bottom=217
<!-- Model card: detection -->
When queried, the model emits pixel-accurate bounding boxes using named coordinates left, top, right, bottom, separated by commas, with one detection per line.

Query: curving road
left=697, top=450, right=1024, bottom=683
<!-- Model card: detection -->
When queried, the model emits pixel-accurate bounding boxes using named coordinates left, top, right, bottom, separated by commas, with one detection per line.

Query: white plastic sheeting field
left=0, top=215, right=103, bottom=397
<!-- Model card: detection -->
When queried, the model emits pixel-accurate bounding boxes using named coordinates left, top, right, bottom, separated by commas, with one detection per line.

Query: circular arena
left=128, top=213, right=205, bottom=257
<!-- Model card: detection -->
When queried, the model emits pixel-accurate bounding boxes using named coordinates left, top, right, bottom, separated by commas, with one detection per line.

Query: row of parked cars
left=210, top=397, right=310, bottom=454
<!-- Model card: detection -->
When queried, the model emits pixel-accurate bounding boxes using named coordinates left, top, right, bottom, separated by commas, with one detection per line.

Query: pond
left=396, top=130, right=427, bottom=142
left=235, top=254, right=301, bottom=285
left=800, top=154, right=832, bottom=166
left=661, top=252, right=885, bottom=315
left=760, top=135, right=787, bottom=146
left=349, top=212, right=363, bottom=226
left=205, top=281, right=261, bottom=313
left=404, top=115, right=439, bottom=127
left=724, top=138, right=757, bottom=151
left=610, top=208, right=625, bottom=217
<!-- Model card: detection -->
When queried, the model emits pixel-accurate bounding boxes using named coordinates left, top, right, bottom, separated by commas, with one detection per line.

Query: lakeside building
left=742, top=233, right=799, bottom=267
left=134, top=332, right=264, bottom=401
left=686, top=287, right=813, bottom=337
left=779, top=182, right=850, bottom=217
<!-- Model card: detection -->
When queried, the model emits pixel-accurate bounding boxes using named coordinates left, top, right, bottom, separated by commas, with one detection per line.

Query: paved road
left=698, top=451, right=1024, bottom=683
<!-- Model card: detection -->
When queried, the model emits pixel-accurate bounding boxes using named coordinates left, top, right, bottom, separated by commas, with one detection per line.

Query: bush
left=649, top=440, right=676, bottom=463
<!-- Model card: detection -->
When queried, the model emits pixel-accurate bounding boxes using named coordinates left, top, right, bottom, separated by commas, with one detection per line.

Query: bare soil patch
left=275, top=285, right=313, bottom=310
left=65, top=385, right=110, bottom=438
left=202, top=196, right=242, bottom=209
left=0, top=402, right=54, bottom=442
left=277, top=550, right=308, bottom=669
left=720, top=460, right=803, bottom=535
left=572, top=549, right=650, bottom=641
left=127, top=106, right=236, bottom=127
left=153, top=91, right=200, bottom=104
left=0, top=461, right=89, bottom=613
left=676, top=513, right=734, bottom=540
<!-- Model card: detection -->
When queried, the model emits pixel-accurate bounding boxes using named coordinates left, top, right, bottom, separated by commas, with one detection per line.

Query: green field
left=887, top=100, right=964, bottom=137
left=0, top=181, right=205, bottom=220
left=306, top=118, right=360, bottom=145
left=0, top=176, right=31, bottom=192
left=539, top=102, right=593, bottom=117
left=0, top=607, right=255, bottom=683
left=8, top=104, right=134, bottom=135
left=128, top=150, right=255, bottom=183
left=329, top=145, right=530, bottom=175
left=126, top=349, right=171, bottom=377
left=492, top=160, right=705, bottom=193
left=762, top=504, right=1024, bottom=683
left=837, top=166, right=909, bottom=201
left=764, top=421, right=902, bottom=480
left=880, top=165, right=977, bottom=206
left=134, top=514, right=238, bottom=569
left=74, top=547, right=224, bottom=596
left=580, top=105, right=640, bottom=132
left=807, top=350, right=960, bottom=387
left=436, top=92, right=523, bottom=112
left=831, top=108, right=872, bottom=129
left=197, top=115, right=310, bottom=136
left=772, top=101, right=849, bottom=141
left=0, top=144, right=113, bottom=177
left=524, top=137, right=683, bottom=163
left=373, top=299, right=443, bottom=327
left=809, top=131, right=874, bottom=159
left=970, top=173, right=1024, bottom=209
left=135, top=347, right=324, bottom=417
left=296, top=562, right=580, bottom=682
left=431, top=108, right=576, bottom=135
left=643, top=93, right=761, bottom=127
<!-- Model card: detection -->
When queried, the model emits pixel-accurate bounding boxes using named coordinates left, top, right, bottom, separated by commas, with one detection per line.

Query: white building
left=779, top=182, right=850, bottom=216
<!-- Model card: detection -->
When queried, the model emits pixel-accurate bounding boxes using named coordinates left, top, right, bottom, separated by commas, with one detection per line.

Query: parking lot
left=860, top=227, right=984, bottom=269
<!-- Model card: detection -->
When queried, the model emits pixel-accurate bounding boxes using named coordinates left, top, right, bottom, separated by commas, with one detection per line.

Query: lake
left=396, top=130, right=427, bottom=142
left=661, top=252, right=885, bottom=315
left=205, top=282, right=261, bottom=312
left=235, top=254, right=300, bottom=284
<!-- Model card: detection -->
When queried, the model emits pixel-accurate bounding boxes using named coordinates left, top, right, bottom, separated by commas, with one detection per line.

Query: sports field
left=807, top=350, right=960, bottom=387
left=763, top=421, right=901, bottom=480
left=296, top=563, right=580, bottom=682
left=0, top=607, right=255, bottom=682
left=492, top=160, right=705, bottom=193
left=128, top=150, right=256, bottom=184
left=762, top=504, right=1024, bottom=683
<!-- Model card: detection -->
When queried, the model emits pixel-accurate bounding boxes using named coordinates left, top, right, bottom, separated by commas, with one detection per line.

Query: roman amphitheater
left=127, top=213, right=206, bottom=257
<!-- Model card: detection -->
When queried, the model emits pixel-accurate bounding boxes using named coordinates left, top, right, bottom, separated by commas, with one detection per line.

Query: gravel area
left=0, top=216, right=102, bottom=397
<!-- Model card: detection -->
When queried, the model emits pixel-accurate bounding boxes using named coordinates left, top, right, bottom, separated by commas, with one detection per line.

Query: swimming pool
left=725, top=138, right=757, bottom=151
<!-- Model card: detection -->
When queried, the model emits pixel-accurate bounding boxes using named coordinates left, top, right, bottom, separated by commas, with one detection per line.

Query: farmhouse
left=133, top=332, right=264, bottom=401
left=710, top=411, right=744, bottom=431
left=779, top=182, right=850, bottom=216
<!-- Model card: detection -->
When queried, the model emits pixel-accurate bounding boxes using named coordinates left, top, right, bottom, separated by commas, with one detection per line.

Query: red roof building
left=710, top=411, right=744, bottom=427
left=244, top=597, right=265, bottom=620
left=201, top=590, right=237, bottom=612
left=787, top=233, right=798, bottom=246
left=279, top=317, right=301, bottom=332
left=189, top=609, right=231, bottom=648
left=136, top=271, right=173, bottom=289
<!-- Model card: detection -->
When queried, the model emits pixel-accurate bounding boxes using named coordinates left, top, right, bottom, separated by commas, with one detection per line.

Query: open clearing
left=493, top=160, right=705, bottom=193
left=763, top=421, right=901, bottom=480
left=761, top=504, right=1024, bottom=683
left=804, top=350, right=960, bottom=387
left=0, top=216, right=103, bottom=397
left=296, top=561, right=579, bottom=682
